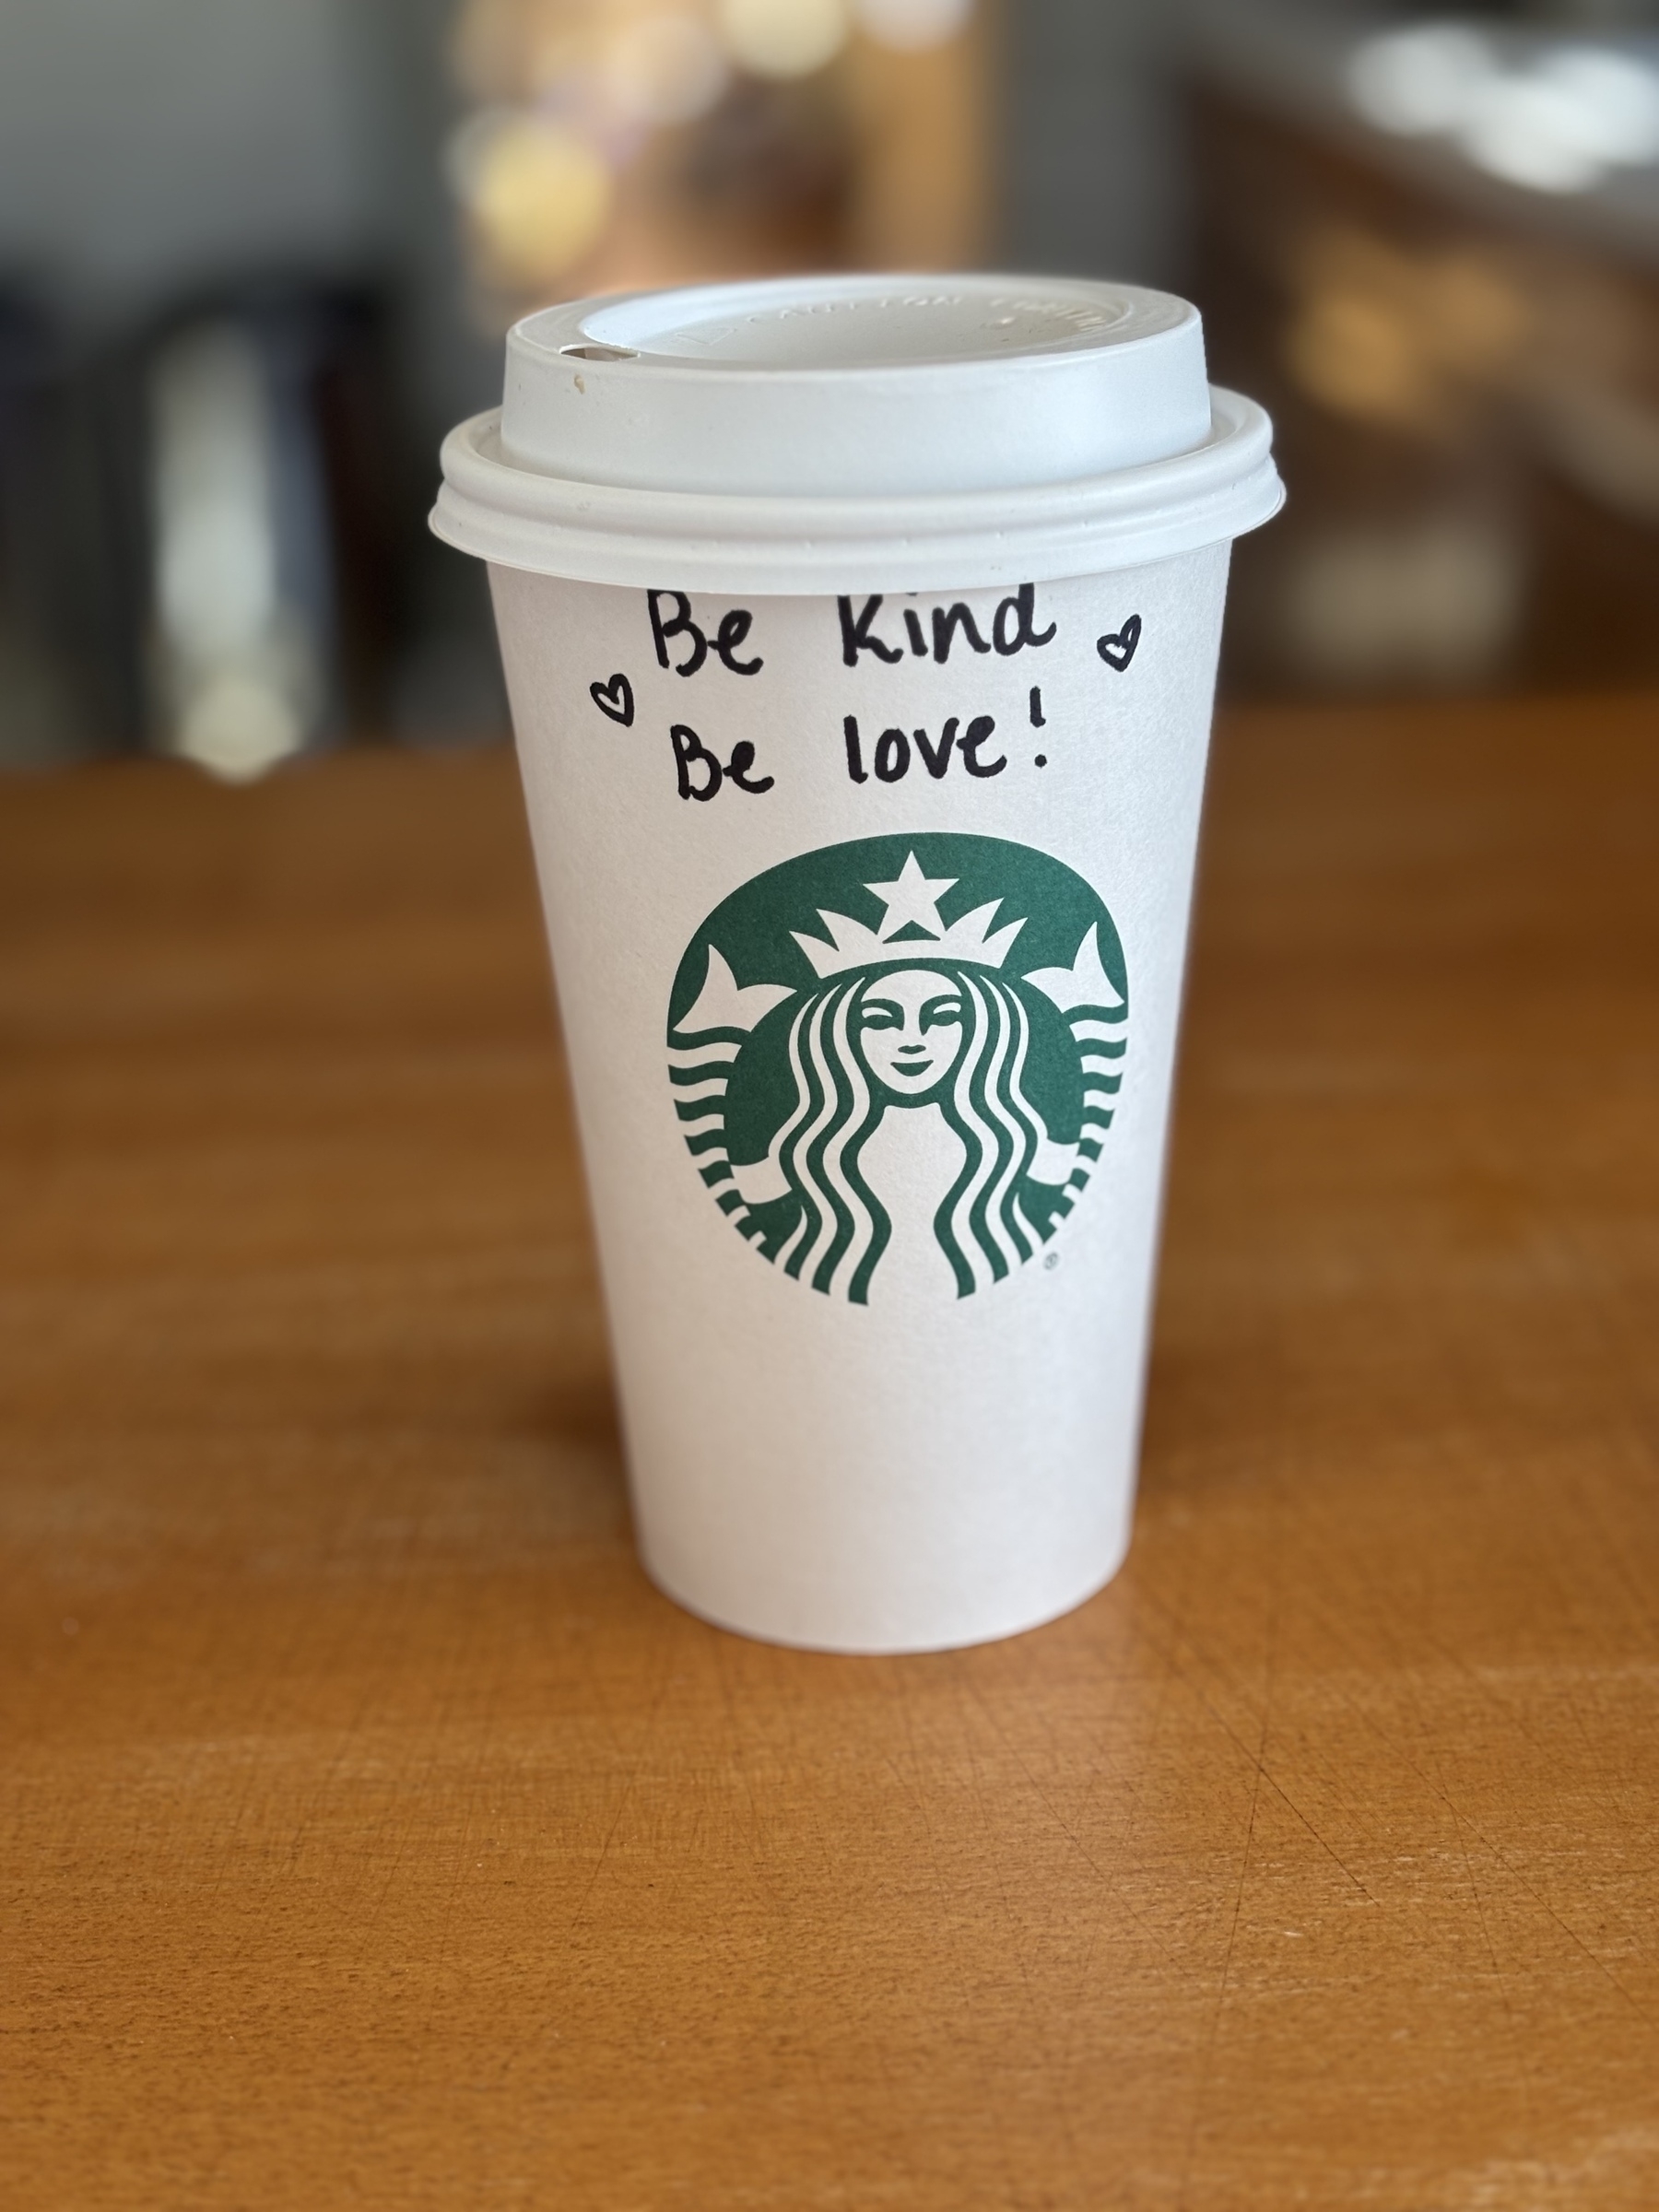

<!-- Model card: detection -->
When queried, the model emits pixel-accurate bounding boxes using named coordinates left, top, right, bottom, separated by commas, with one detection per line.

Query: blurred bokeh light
left=445, top=0, right=988, bottom=319
left=1348, top=27, right=1659, bottom=194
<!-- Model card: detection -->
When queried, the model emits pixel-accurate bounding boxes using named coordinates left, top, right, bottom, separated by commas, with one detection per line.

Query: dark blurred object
left=673, top=76, right=853, bottom=267
left=0, top=281, right=406, bottom=777
left=1187, top=6, right=1659, bottom=698
left=0, top=292, right=137, bottom=765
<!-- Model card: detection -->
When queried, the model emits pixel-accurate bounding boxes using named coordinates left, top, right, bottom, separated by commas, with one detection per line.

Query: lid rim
left=432, top=388, right=1284, bottom=592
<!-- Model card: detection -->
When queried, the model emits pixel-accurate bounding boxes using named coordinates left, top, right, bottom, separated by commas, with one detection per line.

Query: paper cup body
left=490, top=557, right=1227, bottom=1651
left=434, top=275, right=1281, bottom=1651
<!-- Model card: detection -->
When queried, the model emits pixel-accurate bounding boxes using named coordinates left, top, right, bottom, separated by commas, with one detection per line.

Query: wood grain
left=3, top=699, right=1657, bottom=2209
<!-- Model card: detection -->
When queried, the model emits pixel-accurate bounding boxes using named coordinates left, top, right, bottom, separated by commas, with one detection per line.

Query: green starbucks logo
left=666, top=833, right=1128, bottom=1303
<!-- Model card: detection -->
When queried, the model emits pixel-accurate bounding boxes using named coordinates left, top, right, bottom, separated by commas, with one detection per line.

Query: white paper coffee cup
left=434, top=274, right=1281, bottom=1653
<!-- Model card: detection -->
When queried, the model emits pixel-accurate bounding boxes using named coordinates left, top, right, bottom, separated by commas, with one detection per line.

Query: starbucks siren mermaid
left=666, top=837, right=1130, bottom=1304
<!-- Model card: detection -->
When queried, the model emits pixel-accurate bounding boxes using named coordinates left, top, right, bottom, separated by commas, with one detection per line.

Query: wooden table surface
left=4, top=695, right=1657, bottom=2209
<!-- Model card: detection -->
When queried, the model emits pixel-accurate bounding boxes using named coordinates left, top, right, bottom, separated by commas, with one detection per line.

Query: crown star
left=865, top=853, right=957, bottom=940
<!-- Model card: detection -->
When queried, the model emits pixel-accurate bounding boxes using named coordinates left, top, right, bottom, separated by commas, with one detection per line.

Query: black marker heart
left=590, top=672, right=634, bottom=726
left=1096, top=614, right=1142, bottom=672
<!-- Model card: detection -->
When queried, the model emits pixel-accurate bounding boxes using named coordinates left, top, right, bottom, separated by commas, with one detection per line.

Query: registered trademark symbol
left=1044, top=1251, right=1060, bottom=1271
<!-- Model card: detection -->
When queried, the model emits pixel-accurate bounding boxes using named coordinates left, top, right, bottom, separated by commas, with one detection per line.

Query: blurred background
left=1, top=0, right=1655, bottom=777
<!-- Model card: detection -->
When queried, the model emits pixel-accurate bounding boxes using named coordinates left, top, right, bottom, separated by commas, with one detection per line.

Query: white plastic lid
left=501, top=276, right=1210, bottom=497
left=433, top=273, right=1282, bottom=591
